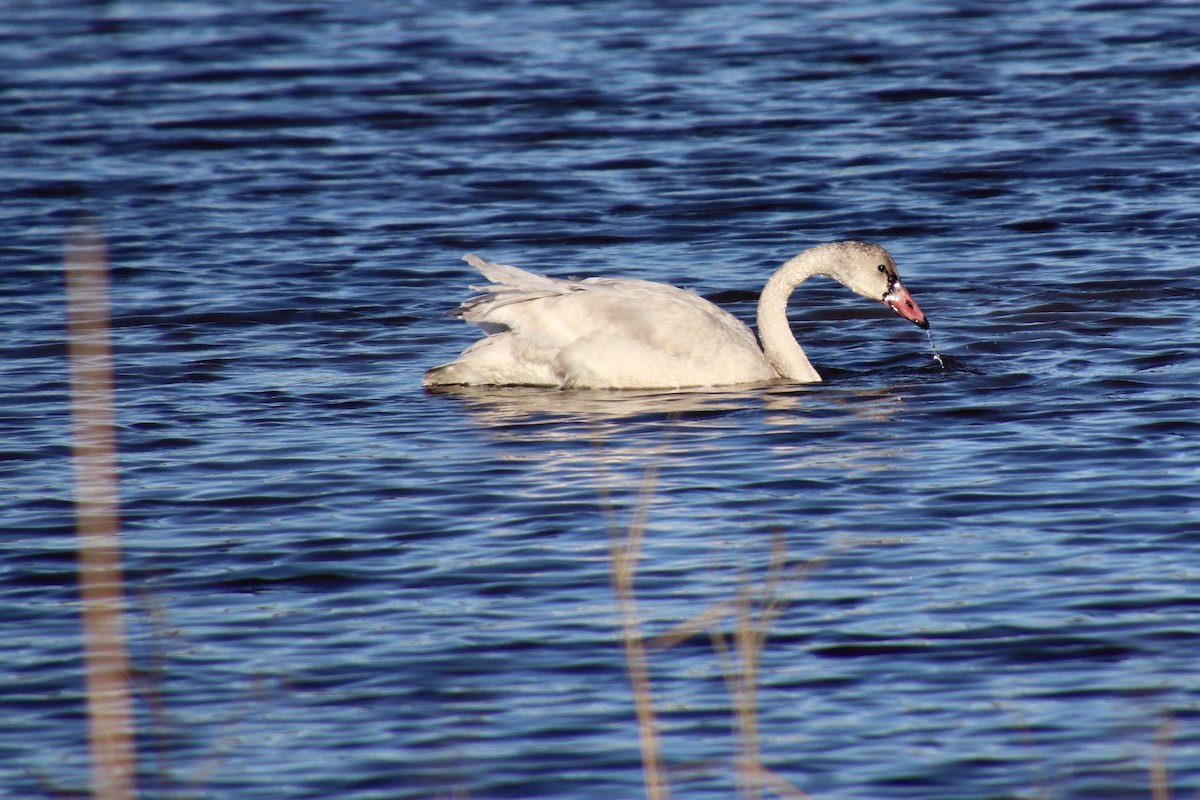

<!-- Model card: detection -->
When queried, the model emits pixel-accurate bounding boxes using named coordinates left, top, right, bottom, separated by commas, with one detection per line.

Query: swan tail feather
left=463, top=254, right=566, bottom=293
left=457, top=253, right=572, bottom=323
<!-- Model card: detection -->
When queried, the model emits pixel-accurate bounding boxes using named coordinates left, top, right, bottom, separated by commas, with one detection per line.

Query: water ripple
left=5, top=1, right=1200, bottom=798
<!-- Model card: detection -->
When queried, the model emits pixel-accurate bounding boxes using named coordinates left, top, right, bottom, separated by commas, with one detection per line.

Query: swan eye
left=877, top=264, right=887, bottom=273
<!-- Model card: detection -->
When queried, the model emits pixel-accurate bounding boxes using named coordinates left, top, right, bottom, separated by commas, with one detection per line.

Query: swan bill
left=883, top=280, right=929, bottom=330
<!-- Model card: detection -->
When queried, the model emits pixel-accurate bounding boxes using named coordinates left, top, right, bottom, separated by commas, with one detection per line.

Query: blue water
left=4, top=1, right=1200, bottom=797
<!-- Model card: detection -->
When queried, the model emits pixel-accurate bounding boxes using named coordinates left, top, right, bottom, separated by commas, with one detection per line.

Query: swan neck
left=756, top=253, right=822, bottom=382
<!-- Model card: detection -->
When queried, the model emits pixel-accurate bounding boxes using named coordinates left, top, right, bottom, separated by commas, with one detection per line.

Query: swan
left=422, top=241, right=929, bottom=390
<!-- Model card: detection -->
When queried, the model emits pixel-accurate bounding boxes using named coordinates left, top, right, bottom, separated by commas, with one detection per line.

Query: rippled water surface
left=5, top=1, right=1200, bottom=798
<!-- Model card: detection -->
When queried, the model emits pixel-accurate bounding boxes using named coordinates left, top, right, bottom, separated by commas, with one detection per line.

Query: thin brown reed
left=601, top=446, right=816, bottom=800
left=645, top=535, right=820, bottom=800
left=602, top=461, right=669, bottom=800
left=1150, top=716, right=1173, bottom=800
left=65, top=221, right=136, bottom=800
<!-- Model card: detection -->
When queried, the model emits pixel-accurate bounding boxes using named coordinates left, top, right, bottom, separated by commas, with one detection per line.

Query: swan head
left=820, top=241, right=929, bottom=330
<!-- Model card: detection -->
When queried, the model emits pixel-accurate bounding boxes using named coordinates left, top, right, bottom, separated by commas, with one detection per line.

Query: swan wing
left=459, top=255, right=758, bottom=351
left=425, top=254, right=775, bottom=388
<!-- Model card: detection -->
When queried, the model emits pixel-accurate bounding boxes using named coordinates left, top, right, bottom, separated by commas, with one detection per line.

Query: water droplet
left=926, top=330, right=945, bottom=368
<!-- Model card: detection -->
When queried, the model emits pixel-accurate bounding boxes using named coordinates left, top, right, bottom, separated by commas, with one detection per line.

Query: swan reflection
left=422, top=383, right=911, bottom=573
left=427, top=383, right=799, bottom=426
left=427, top=383, right=905, bottom=481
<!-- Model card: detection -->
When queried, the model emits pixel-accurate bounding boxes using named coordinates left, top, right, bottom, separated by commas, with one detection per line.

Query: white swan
left=423, top=241, right=929, bottom=390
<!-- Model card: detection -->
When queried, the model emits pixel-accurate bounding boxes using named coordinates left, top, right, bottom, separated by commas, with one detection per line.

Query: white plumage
left=423, top=241, right=928, bottom=390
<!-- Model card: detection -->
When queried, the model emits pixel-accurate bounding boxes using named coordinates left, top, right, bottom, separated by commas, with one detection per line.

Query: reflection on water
left=428, top=382, right=903, bottom=429
left=425, top=383, right=785, bottom=424
left=428, top=382, right=909, bottom=495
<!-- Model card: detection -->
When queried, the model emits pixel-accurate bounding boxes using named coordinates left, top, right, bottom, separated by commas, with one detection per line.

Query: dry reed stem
left=741, top=764, right=815, bottom=800
left=596, top=439, right=814, bottom=800
left=601, top=460, right=669, bottom=800
left=707, top=535, right=813, bottom=800
left=1150, top=716, right=1173, bottom=800
left=650, top=548, right=824, bottom=653
left=647, top=533, right=816, bottom=800
left=137, top=588, right=176, bottom=798
left=66, top=221, right=136, bottom=800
